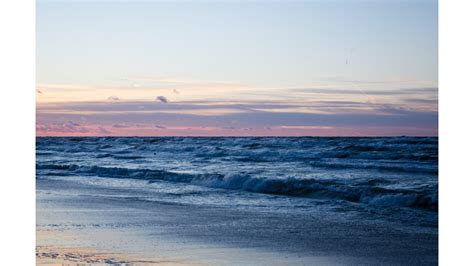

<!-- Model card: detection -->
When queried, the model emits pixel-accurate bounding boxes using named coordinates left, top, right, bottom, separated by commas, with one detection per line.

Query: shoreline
left=37, top=177, right=437, bottom=265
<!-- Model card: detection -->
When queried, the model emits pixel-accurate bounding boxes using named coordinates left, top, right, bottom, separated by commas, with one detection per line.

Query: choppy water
left=36, top=137, right=438, bottom=228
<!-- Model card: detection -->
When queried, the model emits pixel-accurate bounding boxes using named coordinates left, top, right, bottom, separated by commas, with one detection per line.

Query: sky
left=36, top=0, right=438, bottom=136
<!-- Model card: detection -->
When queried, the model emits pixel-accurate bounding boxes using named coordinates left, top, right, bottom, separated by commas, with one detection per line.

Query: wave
left=308, top=160, right=437, bottom=174
left=112, top=155, right=146, bottom=160
left=36, top=163, right=438, bottom=210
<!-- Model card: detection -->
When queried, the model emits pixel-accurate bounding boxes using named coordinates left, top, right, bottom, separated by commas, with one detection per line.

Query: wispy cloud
left=108, top=96, right=120, bottom=101
left=122, top=76, right=239, bottom=86
left=36, top=99, right=437, bottom=136
left=291, top=87, right=438, bottom=96
left=112, top=124, right=130, bottom=128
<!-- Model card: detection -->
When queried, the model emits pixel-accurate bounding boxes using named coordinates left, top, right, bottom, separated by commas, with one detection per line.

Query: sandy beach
left=37, top=174, right=437, bottom=265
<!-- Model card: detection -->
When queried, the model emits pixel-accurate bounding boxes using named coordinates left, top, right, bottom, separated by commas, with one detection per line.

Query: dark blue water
left=36, top=137, right=438, bottom=228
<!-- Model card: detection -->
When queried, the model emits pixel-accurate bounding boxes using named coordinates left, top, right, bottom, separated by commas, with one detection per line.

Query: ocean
left=36, top=137, right=438, bottom=265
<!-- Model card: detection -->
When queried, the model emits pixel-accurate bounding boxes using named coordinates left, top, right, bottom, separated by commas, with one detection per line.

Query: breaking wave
left=37, top=163, right=438, bottom=210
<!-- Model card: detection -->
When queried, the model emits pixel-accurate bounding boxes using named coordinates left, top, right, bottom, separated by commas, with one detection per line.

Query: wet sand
left=36, top=245, right=192, bottom=266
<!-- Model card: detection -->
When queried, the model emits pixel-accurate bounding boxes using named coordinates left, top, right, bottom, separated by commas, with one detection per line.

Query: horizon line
left=36, top=135, right=438, bottom=138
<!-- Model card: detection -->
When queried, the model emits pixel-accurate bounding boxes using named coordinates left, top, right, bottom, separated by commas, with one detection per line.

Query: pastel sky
left=37, top=0, right=438, bottom=136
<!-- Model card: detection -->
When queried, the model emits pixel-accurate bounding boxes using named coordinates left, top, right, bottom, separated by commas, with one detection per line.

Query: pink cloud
left=36, top=100, right=438, bottom=137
